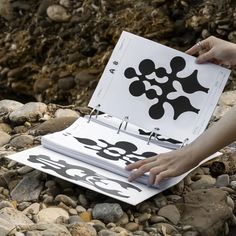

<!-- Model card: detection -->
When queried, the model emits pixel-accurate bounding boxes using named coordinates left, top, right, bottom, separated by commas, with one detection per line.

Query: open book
left=7, top=32, right=231, bottom=205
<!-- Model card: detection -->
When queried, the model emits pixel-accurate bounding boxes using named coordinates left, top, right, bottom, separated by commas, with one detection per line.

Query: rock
left=158, top=204, right=180, bottom=225
left=177, top=188, right=232, bottom=236
left=3, top=102, right=18, bottom=118
left=74, top=68, right=100, bottom=85
left=55, top=108, right=80, bottom=118
left=10, top=134, right=34, bottom=149
left=92, top=203, right=123, bottom=223
left=152, top=222, right=179, bottom=234
left=219, top=90, right=236, bottom=106
left=230, top=180, right=236, bottom=190
left=59, top=0, right=70, bottom=8
left=70, top=222, right=97, bottom=236
left=216, top=174, right=230, bottom=187
left=37, top=207, right=69, bottom=223
left=9, top=102, right=47, bottom=124
left=0, top=123, right=12, bottom=133
left=190, top=175, right=216, bottom=190
left=0, top=200, right=14, bottom=210
left=0, top=131, right=11, bottom=147
left=47, top=4, right=71, bottom=22
left=0, top=0, right=13, bottom=21
left=79, top=211, right=92, bottom=222
left=58, top=76, right=76, bottom=90
left=23, top=203, right=40, bottom=215
left=98, top=229, right=117, bottom=236
left=125, top=222, right=139, bottom=232
left=226, top=196, right=234, bottom=210
left=54, top=194, right=77, bottom=207
left=32, top=116, right=77, bottom=135
left=10, top=170, right=44, bottom=202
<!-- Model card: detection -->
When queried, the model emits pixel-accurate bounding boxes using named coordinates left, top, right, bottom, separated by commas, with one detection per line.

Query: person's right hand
left=186, top=36, right=236, bottom=66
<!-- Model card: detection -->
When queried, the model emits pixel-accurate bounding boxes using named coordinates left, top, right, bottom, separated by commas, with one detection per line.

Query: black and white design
left=71, top=136, right=157, bottom=165
left=124, top=56, right=209, bottom=120
left=28, top=154, right=141, bottom=198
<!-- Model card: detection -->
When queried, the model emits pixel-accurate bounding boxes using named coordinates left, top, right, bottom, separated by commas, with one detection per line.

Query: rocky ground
left=0, top=0, right=236, bottom=236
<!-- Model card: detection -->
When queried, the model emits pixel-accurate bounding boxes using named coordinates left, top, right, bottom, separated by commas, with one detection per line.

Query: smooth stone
left=91, top=219, right=106, bottom=231
left=47, top=4, right=71, bottom=22
left=152, top=222, right=178, bottom=234
left=92, top=203, right=123, bottom=223
left=69, top=208, right=78, bottom=215
left=58, top=76, right=75, bottom=90
left=98, top=229, right=117, bottom=236
left=137, top=213, right=151, bottom=223
left=219, top=90, right=236, bottom=106
left=32, top=116, right=77, bottom=135
left=0, top=131, right=11, bottom=147
left=190, top=175, right=216, bottom=190
left=10, top=134, right=34, bottom=148
left=183, top=231, right=199, bottom=236
left=79, top=211, right=92, bottom=222
left=55, top=194, right=77, bottom=208
left=149, top=215, right=167, bottom=224
left=23, top=203, right=40, bottom=215
left=230, top=180, right=236, bottom=190
left=158, top=205, right=180, bottom=225
left=153, top=194, right=167, bottom=208
left=0, top=200, right=14, bottom=210
left=226, top=196, right=234, bottom=210
left=116, top=212, right=129, bottom=225
left=125, top=222, right=139, bottom=232
left=59, top=0, right=70, bottom=8
left=55, top=108, right=80, bottom=118
left=37, top=207, right=69, bottom=223
left=132, top=231, right=149, bottom=236
left=69, top=215, right=83, bottom=224
left=0, top=100, right=23, bottom=114
left=9, top=102, right=47, bottom=124
left=0, top=123, right=12, bottom=133
left=17, top=166, right=34, bottom=175
left=76, top=205, right=86, bottom=213
left=216, top=174, right=230, bottom=187
left=11, top=170, right=44, bottom=202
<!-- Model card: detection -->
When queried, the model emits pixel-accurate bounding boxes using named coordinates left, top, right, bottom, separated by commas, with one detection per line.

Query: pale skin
left=126, top=36, right=236, bottom=186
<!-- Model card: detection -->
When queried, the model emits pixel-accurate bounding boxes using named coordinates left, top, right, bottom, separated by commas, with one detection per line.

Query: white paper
left=6, top=146, right=220, bottom=205
left=89, top=31, right=230, bottom=142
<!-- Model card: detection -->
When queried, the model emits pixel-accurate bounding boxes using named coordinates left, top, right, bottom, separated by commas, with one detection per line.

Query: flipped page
left=89, top=31, right=230, bottom=143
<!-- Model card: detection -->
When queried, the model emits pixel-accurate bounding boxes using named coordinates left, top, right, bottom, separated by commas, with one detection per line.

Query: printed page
left=89, top=31, right=230, bottom=142
left=6, top=145, right=220, bottom=205
left=41, top=117, right=170, bottom=183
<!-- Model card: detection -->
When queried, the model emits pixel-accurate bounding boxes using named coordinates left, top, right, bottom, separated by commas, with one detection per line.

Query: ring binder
left=87, top=104, right=101, bottom=123
left=117, top=116, right=129, bottom=134
left=147, top=128, right=160, bottom=145
left=180, top=138, right=189, bottom=148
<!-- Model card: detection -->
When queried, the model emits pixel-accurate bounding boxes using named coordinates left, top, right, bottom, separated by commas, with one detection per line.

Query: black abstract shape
left=138, top=129, right=182, bottom=145
left=124, top=56, right=209, bottom=120
left=28, top=154, right=141, bottom=198
left=73, top=136, right=157, bottom=165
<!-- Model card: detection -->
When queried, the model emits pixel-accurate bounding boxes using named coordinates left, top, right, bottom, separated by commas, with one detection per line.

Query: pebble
left=9, top=102, right=47, bottom=124
left=0, top=99, right=23, bottom=114
left=158, top=205, right=180, bottom=225
left=216, top=174, right=230, bottom=187
left=0, top=123, right=12, bottom=133
left=37, top=207, right=69, bottom=223
left=125, top=222, right=139, bottom=232
left=23, top=203, right=40, bottom=215
left=55, top=194, right=77, bottom=208
left=0, top=200, right=14, bottom=210
left=55, top=108, right=80, bottom=118
left=0, top=0, right=14, bottom=20
left=79, top=211, right=92, bottom=222
left=190, top=175, right=216, bottom=190
left=0, top=131, right=11, bottom=147
left=10, top=134, right=34, bottom=149
left=70, top=222, right=97, bottom=236
left=47, top=4, right=71, bottom=22
left=230, top=180, right=236, bottom=190
left=92, top=203, right=124, bottom=223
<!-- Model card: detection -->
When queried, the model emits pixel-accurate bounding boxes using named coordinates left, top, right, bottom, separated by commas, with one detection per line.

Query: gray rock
left=190, top=175, right=216, bottom=190
left=23, top=203, right=40, bottom=215
left=177, top=188, right=232, bottom=236
left=230, top=180, right=236, bottom=190
left=216, top=174, right=230, bottom=187
left=47, top=4, right=71, bottom=22
left=92, top=203, right=123, bottom=223
left=9, top=102, right=47, bottom=124
left=183, top=231, right=199, bottom=236
left=32, top=116, right=77, bottom=135
left=68, top=215, right=83, bottom=224
left=10, top=134, right=34, bottom=149
left=70, top=222, right=97, bottom=236
left=0, top=200, right=14, bottom=210
left=158, top=204, right=180, bottom=225
left=11, top=170, right=44, bottom=202
left=58, top=76, right=75, bottom=90
left=0, top=207, right=33, bottom=234
left=98, top=229, right=117, bottom=236
left=0, top=131, right=11, bottom=147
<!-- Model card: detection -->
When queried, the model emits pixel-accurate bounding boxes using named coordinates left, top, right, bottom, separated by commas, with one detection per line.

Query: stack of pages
left=7, top=32, right=231, bottom=205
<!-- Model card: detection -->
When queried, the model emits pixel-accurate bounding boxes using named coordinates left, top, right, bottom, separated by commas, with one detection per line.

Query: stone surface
left=37, top=207, right=69, bottom=223
left=47, top=4, right=71, bottom=22
left=0, top=131, right=11, bottom=147
left=158, top=205, right=180, bottom=225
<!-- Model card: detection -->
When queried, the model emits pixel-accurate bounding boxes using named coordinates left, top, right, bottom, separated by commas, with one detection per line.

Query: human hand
left=125, top=146, right=200, bottom=185
left=186, top=36, right=236, bottom=66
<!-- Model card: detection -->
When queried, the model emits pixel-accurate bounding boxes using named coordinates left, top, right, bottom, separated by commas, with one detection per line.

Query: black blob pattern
left=124, top=56, right=209, bottom=120
left=74, top=137, right=157, bottom=165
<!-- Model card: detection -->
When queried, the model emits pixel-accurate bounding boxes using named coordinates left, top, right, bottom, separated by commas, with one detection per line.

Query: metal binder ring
left=147, top=128, right=160, bottom=145
left=180, top=138, right=189, bottom=148
left=87, top=104, right=101, bottom=123
left=117, top=116, right=129, bottom=134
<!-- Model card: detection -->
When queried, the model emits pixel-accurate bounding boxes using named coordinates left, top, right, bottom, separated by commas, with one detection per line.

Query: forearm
left=187, top=104, right=236, bottom=162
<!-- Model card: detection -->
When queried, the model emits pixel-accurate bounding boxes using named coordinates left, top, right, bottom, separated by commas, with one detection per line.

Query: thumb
left=196, top=50, right=214, bottom=63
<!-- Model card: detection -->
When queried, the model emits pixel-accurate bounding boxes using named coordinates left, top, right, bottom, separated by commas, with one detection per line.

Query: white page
left=6, top=146, right=220, bottom=205
left=89, top=31, right=230, bottom=142
left=42, top=117, right=171, bottom=183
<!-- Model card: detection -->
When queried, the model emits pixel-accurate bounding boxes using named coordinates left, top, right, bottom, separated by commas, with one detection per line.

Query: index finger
left=185, top=44, right=200, bottom=55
